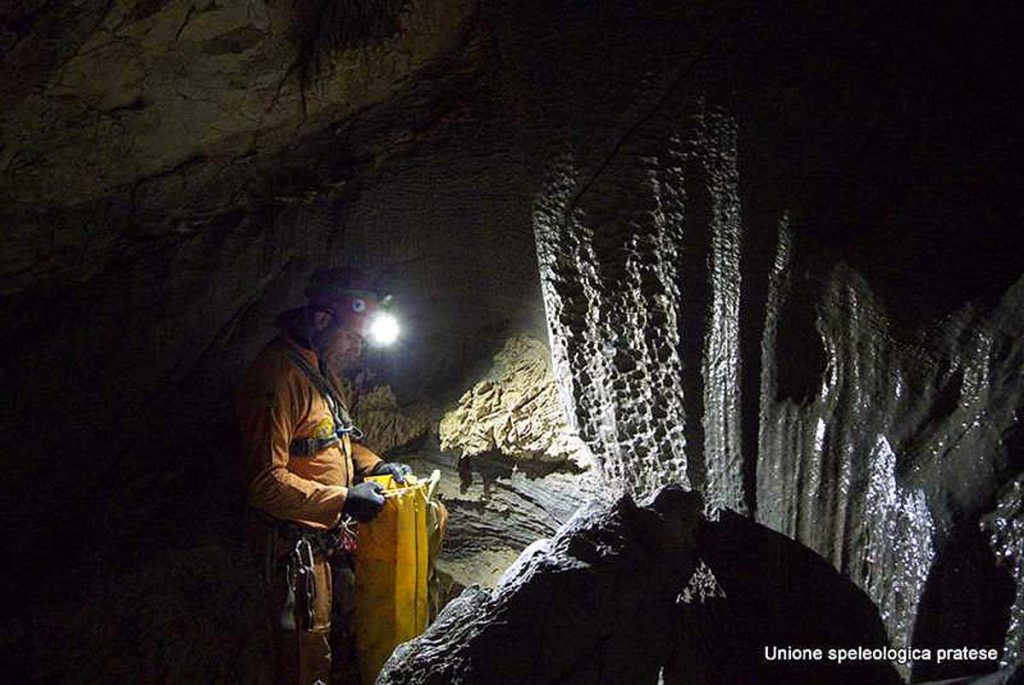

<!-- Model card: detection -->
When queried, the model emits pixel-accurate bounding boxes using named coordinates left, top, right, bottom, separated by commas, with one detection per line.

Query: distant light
left=368, top=312, right=400, bottom=346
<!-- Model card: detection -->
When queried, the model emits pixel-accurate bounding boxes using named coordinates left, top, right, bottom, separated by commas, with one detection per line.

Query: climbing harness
left=259, top=340, right=369, bottom=631
left=283, top=346, right=366, bottom=457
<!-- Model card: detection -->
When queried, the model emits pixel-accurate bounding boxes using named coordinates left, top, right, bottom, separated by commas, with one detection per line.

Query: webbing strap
left=289, top=435, right=340, bottom=457
left=282, top=346, right=364, bottom=456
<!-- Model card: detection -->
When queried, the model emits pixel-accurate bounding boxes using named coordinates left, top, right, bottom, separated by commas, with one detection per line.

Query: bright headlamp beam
left=368, top=312, right=400, bottom=346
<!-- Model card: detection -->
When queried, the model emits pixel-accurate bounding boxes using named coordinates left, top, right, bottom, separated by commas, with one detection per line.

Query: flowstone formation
left=982, top=476, right=1024, bottom=668
left=533, top=100, right=742, bottom=507
left=759, top=258, right=1024, bottom=680
left=535, top=125, right=1024, bottom=675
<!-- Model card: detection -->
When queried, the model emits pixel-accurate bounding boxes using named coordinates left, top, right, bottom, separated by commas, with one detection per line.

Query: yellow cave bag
left=354, top=471, right=441, bottom=684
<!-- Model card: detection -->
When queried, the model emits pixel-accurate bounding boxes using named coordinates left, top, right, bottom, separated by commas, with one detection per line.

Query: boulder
left=379, top=485, right=701, bottom=684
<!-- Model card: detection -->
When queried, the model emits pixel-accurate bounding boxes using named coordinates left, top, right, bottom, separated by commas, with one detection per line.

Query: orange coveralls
left=237, top=333, right=382, bottom=685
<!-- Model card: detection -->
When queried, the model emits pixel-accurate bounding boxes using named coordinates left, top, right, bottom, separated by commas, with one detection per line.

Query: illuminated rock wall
left=533, top=102, right=745, bottom=510
left=439, top=334, right=589, bottom=466
left=511, top=1, right=1024, bottom=676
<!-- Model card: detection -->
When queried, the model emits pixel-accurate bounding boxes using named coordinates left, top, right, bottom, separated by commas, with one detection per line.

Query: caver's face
left=318, top=323, right=363, bottom=374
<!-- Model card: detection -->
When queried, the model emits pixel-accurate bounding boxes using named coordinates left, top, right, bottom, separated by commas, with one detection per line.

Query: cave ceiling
left=1, top=0, right=480, bottom=295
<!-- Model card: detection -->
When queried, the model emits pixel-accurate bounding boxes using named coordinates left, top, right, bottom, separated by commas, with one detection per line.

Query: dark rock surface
left=981, top=476, right=1024, bottom=675
left=0, top=538, right=272, bottom=685
left=918, top=664, right=1024, bottom=685
left=0, top=0, right=547, bottom=624
left=665, top=509, right=902, bottom=684
left=519, top=0, right=1024, bottom=677
left=0, top=0, right=475, bottom=230
left=758, top=264, right=1024, bottom=675
left=380, top=488, right=910, bottom=684
left=404, top=451, right=605, bottom=589
left=379, top=485, right=702, bottom=685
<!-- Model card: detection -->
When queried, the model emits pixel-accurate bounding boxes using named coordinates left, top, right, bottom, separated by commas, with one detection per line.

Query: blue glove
left=370, top=461, right=412, bottom=484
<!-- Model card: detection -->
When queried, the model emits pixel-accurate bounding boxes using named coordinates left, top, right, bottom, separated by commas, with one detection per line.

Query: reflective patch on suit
left=314, top=416, right=335, bottom=440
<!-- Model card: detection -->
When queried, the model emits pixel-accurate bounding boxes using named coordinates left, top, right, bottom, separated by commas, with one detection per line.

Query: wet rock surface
left=516, top=0, right=1024, bottom=677
left=982, top=476, right=1024, bottom=671
left=758, top=264, right=1024, bottom=675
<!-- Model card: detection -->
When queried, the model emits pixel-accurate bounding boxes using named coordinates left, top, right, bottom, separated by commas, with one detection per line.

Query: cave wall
left=505, top=0, right=1024, bottom=677
left=1, top=2, right=575, bottom=679
left=0, top=0, right=554, bottom=621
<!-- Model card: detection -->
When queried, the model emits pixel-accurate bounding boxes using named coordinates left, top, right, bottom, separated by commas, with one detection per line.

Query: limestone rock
left=352, top=384, right=433, bottom=456
left=380, top=487, right=910, bottom=684
left=528, top=29, right=1024, bottom=668
left=981, top=476, right=1024, bottom=670
left=403, top=454, right=604, bottom=590
left=439, top=335, right=589, bottom=466
left=2, top=1, right=1023, bottom=681
left=0, top=0, right=478, bottom=298
left=0, top=0, right=476, bottom=213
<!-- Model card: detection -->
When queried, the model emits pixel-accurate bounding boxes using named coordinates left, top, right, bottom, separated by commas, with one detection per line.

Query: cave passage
left=1, top=0, right=1023, bottom=683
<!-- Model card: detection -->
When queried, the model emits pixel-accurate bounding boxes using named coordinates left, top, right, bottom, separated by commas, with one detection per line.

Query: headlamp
left=367, top=311, right=400, bottom=346
left=310, top=273, right=400, bottom=346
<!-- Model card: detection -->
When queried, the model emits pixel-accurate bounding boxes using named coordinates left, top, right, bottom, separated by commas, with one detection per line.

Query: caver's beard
left=322, top=345, right=360, bottom=377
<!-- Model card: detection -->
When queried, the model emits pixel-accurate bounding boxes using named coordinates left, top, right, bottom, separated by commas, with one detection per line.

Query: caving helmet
left=305, top=267, right=399, bottom=346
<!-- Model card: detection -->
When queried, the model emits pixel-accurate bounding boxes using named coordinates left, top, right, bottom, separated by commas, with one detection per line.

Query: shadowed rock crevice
left=665, top=509, right=903, bottom=685
left=911, top=523, right=1016, bottom=682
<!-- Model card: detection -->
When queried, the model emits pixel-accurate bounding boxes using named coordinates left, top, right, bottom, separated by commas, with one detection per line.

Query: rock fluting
left=515, top=2, right=1024, bottom=673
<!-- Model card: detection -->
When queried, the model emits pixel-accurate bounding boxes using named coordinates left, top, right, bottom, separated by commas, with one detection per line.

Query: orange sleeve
left=351, top=440, right=383, bottom=478
left=238, top=355, right=347, bottom=528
